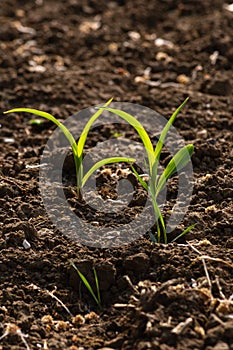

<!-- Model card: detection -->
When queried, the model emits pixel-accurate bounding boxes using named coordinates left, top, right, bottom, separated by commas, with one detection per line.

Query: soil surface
left=0, top=0, right=233, bottom=349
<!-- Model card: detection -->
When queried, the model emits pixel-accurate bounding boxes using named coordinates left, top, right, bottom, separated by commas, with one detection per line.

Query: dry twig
left=0, top=323, right=30, bottom=350
left=29, top=283, right=73, bottom=317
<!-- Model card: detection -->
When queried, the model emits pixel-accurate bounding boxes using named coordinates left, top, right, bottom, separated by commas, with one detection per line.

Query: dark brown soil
left=0, top=0, right=233, bottom=349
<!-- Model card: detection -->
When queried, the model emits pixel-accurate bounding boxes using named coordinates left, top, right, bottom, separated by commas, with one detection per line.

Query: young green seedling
left=69, top=260, right=101, bottom=310
left=4, top=99, right=135, bottom=195
left=100, top=98, right=195, bottom=243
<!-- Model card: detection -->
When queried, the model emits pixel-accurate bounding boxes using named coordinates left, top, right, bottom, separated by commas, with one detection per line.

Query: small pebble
left=41, top=315, right=53, bottom=325
left=72, top=314, right=85, bottom=326
left=23, top=239, right=31, bottom=250
left=108, top=43, right=118, bottom=53
left=154, top=38, right=174, bottom=49
left=196, top=129, right=208, bottom=139
left=128, top=31, right=141, bottom=40
left=156, top=51, right=172, bottom=63
left=176, top=74, right=190, bottom=84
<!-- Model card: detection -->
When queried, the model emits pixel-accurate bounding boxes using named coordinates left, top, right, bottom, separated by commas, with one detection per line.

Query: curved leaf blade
left=153, top=98, right=189, bottom=185
left=154, top=97, right=189, bottom=158
left=93, top=267, right=101, bottom=306
left=171, top=224, right=196, bottom=242
left=4, top=108, right=83, bottom=188
left=156, top=144, right=194, bottom=196
left=130, top=165, right=148, bottom=191
left=82, top=156, right=136, bottom=187
left=69, top=260, right=101, bottom=308
left=99, top=107, right=155, bottom=171
left=4, top=108, right=78, bottom=156
left=77, top=98, right=113, bottom=158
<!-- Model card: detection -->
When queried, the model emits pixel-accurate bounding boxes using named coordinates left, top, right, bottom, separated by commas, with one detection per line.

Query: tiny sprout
left=69, top=260, right=101, bottom=309
left=0, top=323, right=30, bottom=350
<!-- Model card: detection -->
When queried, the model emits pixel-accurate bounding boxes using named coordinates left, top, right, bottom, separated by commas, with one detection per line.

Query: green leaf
left=75, top=98, right=113, bottom=188
left=4, top=108, right=78, bottom=157
left=148, top=231, right=157, bottom=243
left=4, top=101, right=115, bottom=191
left=93, top=267, right=101, bottom=306
left=156, top=221, right=161, bottom=244
left=153, top=98, right=189, bottom=185
left=154, top=98, right=189, bottom=158
left=4, top=108, right=82, bottom=189
left=150, top=194, right=167, bottom=243
left=69, top=260, right=101, bottom=309
left=77, top=98, right=113, bottom=158
left=156, top=144, right=194, bottom=196
left=171, top=224, right=196, bottom=242
left=82, top=157, right=136, bottom=187
left=130, top=165, right=148, bottom=191
left=99, top=107, right=155, bottom=172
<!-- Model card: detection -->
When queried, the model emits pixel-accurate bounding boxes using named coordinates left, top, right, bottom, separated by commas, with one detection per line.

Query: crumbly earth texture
left=0, top=0, right=233, bottom=349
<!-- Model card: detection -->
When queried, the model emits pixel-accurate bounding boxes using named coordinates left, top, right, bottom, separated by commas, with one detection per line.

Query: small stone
left=196, top=129, right=208, bottom=139
left=23, top=239, right=31, bottom=250
left=156, top=52, right=172, bottom=62
left=108, top=43, right=118, bottom=53
left=209, top=51, right=219, bottom=65
left=205, top=205, right=218, bottom=213
left=72, top=314, right=85, bottom=326
left=135, top=76, right=147, bottom=83
left=15, top=9, right=25, bottom=17
left=41, top=315, right=54, bottom=325
left=79, top=18, right=101, bottom=33
left=28, top=65, right=46, bottom=73
left=55, top=320, right=69, bottom=331
left=224, top=3, right=233, bottom=12
left=177, top=74, right=190, bottom=84
left=194, top=325, right=205, bottom=337
left=154, top=38, right=174, bottom=49
left=128, top=31, right=141, bottom=40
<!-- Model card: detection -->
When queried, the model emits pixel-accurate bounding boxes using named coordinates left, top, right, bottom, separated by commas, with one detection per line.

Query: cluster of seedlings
left=3, top=99, right=195, bottom=329
left=4, top=97, right=194, bottom=244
